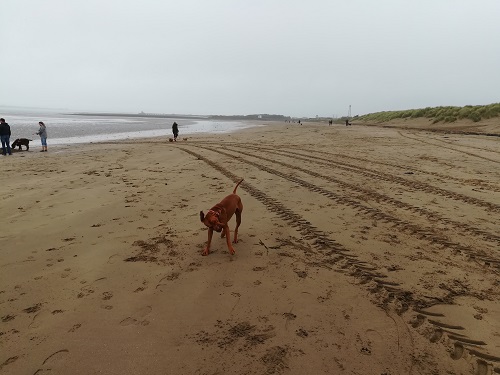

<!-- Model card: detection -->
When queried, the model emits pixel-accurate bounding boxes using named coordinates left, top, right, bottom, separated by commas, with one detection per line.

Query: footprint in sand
left=78, top=277, right=107, bottom=298
left=450, top=342, right=464, bottom=360
left=29, top=309, right=51, bottom=329
left=23, top=303, right=42, bottom=314
left=33, top=349, right=69, bottom=374
left=475, top=360, right=489, bottom=375
left=60, top=268, right=71, bottom=278
left=102, top=292, right=113, bottom=300
left=429, top=329, right=443, bottom=343
left=155, top=273, right=180, bottom=290
left=68, top=323, right=81, bottom=333
left=0, top=356, right=18, bottom=372
left=411, top=314, right=426, bottom=328
left=107, top=254, right=121, bottom=264
left=119, top=306, right=152, bottom=327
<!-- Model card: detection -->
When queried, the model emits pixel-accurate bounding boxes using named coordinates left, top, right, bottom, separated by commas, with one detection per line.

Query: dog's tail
left=233, top=178, right=244, bottom=194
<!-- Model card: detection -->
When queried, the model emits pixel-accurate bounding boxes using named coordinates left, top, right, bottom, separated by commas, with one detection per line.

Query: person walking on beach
left=35, top=121, right=48, bottom=152
left=172, top=121, right=179, bottom=142
left=0, top=118, right=12, bottom=155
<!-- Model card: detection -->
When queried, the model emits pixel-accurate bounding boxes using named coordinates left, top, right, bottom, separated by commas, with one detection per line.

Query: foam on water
left=0, top=111, right=260, bottom=146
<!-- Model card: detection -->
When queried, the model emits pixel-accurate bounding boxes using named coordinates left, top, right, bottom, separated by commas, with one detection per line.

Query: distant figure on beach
left=328, top=120, right=333, bottom=126
left=172, top=122, right=179, bottom=142
left=35, top=121, right=48, bottom=152
left=345, top=119, right=351, bottom=126
left=0, top=118, right=12, bottom=155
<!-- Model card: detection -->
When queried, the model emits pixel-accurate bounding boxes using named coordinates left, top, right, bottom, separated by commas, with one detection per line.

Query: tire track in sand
left=179, top=146, right=500, bottom=371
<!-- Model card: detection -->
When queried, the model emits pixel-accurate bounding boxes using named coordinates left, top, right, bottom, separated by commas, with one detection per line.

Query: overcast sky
left=1, top=1, right=499, bottom=117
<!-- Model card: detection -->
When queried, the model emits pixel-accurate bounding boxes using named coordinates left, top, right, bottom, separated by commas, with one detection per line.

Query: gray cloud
left=1, top=0, right=499, bottom=117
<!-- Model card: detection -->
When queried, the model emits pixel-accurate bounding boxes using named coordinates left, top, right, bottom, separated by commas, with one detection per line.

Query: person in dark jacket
left=172, top=122, right=179, bottom=141
left=0, top=118, right=12, bottom=155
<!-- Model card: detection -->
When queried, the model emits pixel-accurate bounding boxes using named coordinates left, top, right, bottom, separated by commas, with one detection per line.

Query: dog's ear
left=200, top=211, right=205, bottom=222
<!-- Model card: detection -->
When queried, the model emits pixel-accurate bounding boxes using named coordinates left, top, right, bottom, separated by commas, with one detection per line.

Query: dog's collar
left=208, top=209, right=220, bottom=217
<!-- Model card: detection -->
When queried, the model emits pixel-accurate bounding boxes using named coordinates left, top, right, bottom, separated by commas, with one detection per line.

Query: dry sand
left=1, top=121, right=499, bottom=375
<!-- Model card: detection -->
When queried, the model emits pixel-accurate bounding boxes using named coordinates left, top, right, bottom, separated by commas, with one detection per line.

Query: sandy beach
left=1, top=121, right=499, bottom=375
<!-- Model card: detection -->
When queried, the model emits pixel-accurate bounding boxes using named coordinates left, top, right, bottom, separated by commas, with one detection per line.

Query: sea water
left=0, top=110, right=259, bottom=146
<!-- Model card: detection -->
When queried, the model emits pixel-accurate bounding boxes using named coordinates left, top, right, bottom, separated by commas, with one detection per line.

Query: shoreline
left=6, top=117, right=265, bottom=147
left=1, top=122, right=499, bottom=374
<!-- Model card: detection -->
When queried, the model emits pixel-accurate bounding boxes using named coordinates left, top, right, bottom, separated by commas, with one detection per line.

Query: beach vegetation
left=358, top=102, right=500, bottom=123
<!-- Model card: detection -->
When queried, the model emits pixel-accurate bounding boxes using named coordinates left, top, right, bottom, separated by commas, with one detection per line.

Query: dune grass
left=357, top=103, right=500, bottom=124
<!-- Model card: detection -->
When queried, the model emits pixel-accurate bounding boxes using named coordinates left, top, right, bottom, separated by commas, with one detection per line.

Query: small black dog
left=12, top=138, right=32, bottom=151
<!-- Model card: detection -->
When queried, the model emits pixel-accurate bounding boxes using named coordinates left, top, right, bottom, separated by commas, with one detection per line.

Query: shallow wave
left=2, top=112, right=258, bottom=145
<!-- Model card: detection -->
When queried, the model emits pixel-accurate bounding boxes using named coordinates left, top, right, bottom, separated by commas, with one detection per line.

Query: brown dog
left=200, top=179, right=244, bottom=256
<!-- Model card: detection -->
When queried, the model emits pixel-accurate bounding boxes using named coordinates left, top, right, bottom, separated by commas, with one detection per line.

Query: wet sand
left=1, top=121, right=499, bottom=374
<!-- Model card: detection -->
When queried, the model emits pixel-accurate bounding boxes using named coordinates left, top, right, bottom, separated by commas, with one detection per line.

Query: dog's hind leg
left=223, top=225, right=235, bottom=255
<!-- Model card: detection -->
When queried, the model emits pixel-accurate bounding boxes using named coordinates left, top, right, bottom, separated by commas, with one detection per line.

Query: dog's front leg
left=233, top=210, right=241, bottom=244
left=202, top=228, right=214, bottom=256
left=223, top=225, right=235, bottom=255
